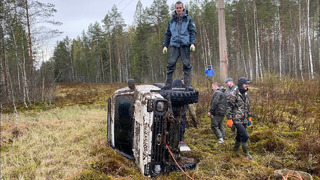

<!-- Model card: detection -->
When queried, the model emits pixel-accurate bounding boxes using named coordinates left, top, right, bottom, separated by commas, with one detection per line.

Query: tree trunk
left=25, top=0, right=33, bottom=75
left=278, top=5, right=282, bottom=80
left=3, top=36, right=18, bottom=122
left=253, top=0, right=259, bottom=79
left=298, top=0, right=303, bottom=79
left=244, top=5, right=253, bottom=79
left=236, top=19, right=241, bottom=77
left=70, top=47, right=75, bottom=82
left=10, top=24, right=29, bottom=108
left=306, top=0, right=314, bottom=79
left=1, top=19, right=6, bottom=110
left=17, top=63, right=21, bottom=91
left=280, top=0, right=287, bottom=75
left=100, top=55, right=105, bottom=82
left=22, top=41, right=31, bottom=106
left=108, top=37, right=113, bottom=83
left=42, top=77, right=45, bottom=102
left=293, top=41, right=297, bottom=77
left=205, top=28, right=211, bottom=66
left=267, top=29, right=271, bottom=73
left=259, top=23, right=263, bottom=79
left=196, top=36, right=200, bottom=76
left=116, top=38, right=122, bottom=82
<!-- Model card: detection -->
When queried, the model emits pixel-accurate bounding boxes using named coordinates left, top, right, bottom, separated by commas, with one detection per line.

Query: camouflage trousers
left=185, top=104, right=198, bottom=128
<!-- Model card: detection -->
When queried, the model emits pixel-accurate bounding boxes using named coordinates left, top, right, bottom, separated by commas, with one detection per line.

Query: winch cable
left=165, top=144, right=195, bottom=180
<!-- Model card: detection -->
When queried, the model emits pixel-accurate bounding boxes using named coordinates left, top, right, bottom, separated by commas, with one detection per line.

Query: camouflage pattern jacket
left=226, top=85, right=237, bottom=95
left=226, top=87, right=252, bottom=123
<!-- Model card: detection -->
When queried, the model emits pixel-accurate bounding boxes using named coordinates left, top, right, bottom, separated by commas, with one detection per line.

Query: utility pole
left=218, top=0, right=228, bottom=81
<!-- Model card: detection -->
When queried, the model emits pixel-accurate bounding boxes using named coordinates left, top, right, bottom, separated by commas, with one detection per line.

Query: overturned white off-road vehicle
left=107, top=79, right=199, bottom=177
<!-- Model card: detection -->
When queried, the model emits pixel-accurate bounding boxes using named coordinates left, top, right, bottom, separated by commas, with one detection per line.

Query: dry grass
left=1, top=106, right=116, bottom=179
left=1, top=78, right=319, bottom=179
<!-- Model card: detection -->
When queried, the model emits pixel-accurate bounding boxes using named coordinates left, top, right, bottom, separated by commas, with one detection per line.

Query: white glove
left=163, top=47, right=167, bottom=54
left=190, top=44, right=195, bottom=52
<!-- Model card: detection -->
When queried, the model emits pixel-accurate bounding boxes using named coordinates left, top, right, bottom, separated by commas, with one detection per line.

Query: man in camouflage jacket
left=224, top=77, right=237, bottom=132
left=226, top=77, right=253, bottom=159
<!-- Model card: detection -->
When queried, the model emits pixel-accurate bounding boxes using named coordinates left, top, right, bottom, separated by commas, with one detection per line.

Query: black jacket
left=209, top=87, right=227, bottom=116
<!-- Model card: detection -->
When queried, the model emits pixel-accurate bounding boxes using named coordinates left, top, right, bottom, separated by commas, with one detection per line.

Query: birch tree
left=306, top=0, right=314, bottom=79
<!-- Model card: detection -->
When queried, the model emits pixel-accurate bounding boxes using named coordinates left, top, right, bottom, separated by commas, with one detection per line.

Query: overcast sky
left=37, top=0, right=191, bottom=62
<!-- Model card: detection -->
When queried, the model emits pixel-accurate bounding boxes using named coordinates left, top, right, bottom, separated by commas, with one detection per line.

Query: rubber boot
left=183, top=76, right=193, bottom=91
left=241, top=142, right=252, bottom=159
left=233, top=140, right=241, bottom=152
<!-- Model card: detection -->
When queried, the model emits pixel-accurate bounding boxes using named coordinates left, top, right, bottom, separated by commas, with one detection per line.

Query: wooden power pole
left=218, top=0, right=228, bottom=81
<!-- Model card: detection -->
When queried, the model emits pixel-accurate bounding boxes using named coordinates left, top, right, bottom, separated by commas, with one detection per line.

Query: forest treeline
left=1, top=0, right=319, bottom=109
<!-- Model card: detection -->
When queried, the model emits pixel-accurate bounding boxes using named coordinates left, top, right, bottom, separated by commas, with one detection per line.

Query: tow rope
left=165, top=144, right=195, bottom=180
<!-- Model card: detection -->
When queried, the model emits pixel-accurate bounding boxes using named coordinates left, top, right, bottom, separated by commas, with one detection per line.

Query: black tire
left=160, top=89, right=199, bottom=105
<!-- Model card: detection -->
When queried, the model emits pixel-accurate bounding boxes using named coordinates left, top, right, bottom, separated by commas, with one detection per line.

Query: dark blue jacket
left=163, top=9, right=196, bottom=48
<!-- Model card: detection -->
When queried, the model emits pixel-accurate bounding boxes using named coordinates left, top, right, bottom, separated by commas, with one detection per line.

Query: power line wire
left=117, top=0, right=126, bottom=6
left=120, top=0, right=136, bottom=12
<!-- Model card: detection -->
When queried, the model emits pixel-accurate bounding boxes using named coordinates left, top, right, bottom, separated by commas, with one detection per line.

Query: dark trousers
left=234, top=122, right=249, bottom=142
left=166, top=46, right=191, bottom=85
left=211, top=115, right=225, bottom=139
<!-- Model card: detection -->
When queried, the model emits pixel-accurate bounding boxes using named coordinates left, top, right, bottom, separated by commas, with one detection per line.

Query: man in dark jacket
left=226, top=77, right=253, bottom=159
left=162, top=1, right=196, bottom=91
left=207, top=82, right=227, bottom=143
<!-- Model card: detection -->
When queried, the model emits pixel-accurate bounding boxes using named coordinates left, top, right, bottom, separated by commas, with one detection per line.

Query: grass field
left=1, top=78, right=319, bottom=179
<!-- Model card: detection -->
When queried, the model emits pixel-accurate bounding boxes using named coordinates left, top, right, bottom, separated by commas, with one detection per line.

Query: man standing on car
left=162, top=1, right=196, bottom=91
left=207, top=82, right=227, bottom=143
left=226, top=77, right=253, bottom=159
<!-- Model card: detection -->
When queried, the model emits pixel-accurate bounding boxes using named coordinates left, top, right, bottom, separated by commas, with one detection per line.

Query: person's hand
left=248, top=117, right=252, bottom=126
left=163, top=47, right=167, bottom=54
left=190, top=44, right=195, bottom=52
left=227, top=119, right=233, bottom=128
left=207, top=112, right=211, bottom=117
